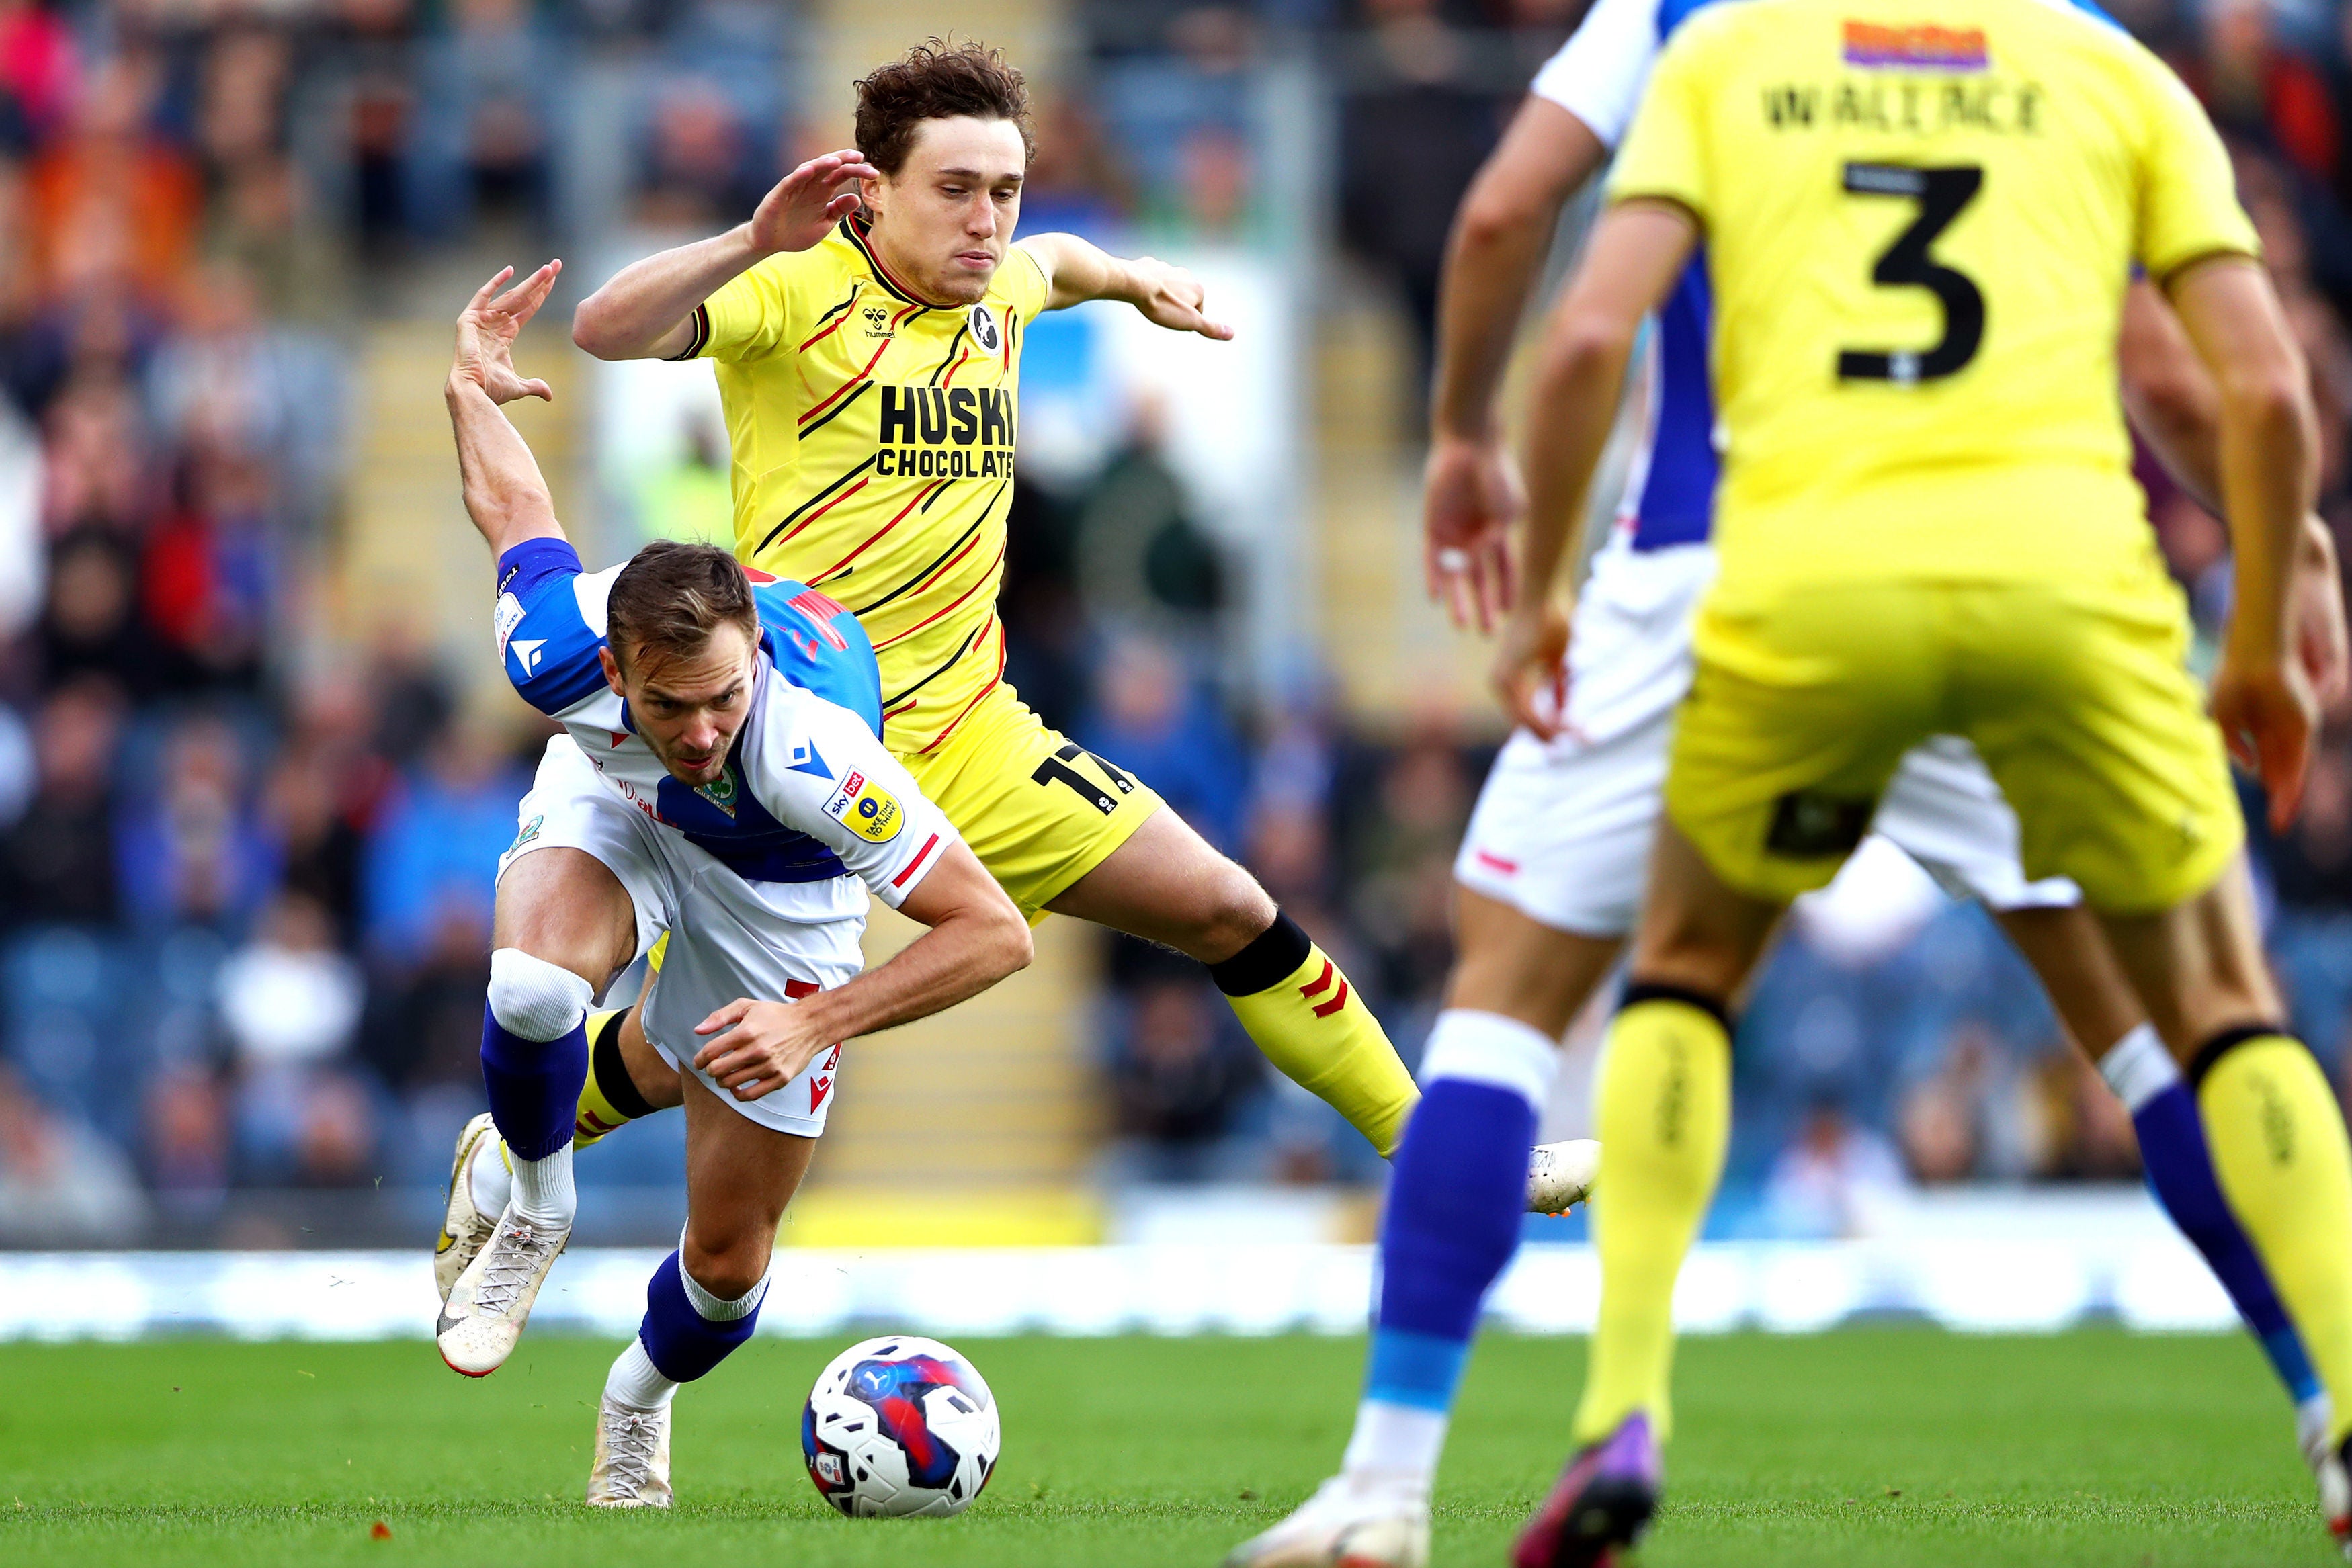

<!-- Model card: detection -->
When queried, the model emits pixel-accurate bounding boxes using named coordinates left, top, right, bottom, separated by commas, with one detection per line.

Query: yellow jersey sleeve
left=1603, top=15, right=1719, bottom=224
left=699, top=253, right=806, bottom=363
left=1002, top=243, right=1054, bottom=325
left=2131, top=54, right=2259, bottom=281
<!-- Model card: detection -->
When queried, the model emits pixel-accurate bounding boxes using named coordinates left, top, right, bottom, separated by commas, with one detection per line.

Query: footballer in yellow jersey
left=545, top=39, right=1506, bottom=1181
left=680, top=214, right=1041, bottom=759
left=1472, top=0, right=2352, bottom=1555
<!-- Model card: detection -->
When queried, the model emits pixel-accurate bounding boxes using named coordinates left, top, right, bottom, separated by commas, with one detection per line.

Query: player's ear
left=599, top=644, right=626, bottom=697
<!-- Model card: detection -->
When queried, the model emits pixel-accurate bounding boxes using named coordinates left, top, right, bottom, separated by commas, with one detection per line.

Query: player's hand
left=691, top=998, right=835, bottom=1100
left=1122, top=257, right=1234, bottom=341
left=747, top=150, right=878, bottom=257
left=1491, top=601, right=1572, bottom=740
left=2295, top=515, right=2348, bottom=709
left=2212, top=648, right=2318, bottom=832
left=452, top=261, right=561, bottom=404
left=1424, top=433, right=1523, bottom=634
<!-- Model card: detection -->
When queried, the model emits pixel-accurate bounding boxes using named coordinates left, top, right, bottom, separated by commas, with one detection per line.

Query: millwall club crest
left=696, top=769, right=739, bottom=819
left=968, top=303, right=1000, bottom=353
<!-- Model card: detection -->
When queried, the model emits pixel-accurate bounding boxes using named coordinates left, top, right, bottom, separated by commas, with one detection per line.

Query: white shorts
left=497, top=736, right=870, bottom=1137
left=1453, top=536, right=2079, bottom=937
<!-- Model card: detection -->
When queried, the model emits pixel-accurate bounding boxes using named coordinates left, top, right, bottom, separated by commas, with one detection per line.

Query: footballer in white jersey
left=492, top=535, right=953, bottom=1134
left=433, top=263, right=1029, bottom=1509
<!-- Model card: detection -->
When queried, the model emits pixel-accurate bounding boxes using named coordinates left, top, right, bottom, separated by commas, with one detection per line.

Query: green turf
left=0, top=1327, right=2331, bottom=1566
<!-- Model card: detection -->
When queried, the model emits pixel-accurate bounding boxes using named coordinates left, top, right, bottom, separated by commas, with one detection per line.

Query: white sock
left=1339, top=1399, right=1447, bottom=1495
left=680, top=1256, right=769, bottom=1321
left=604, top=1337, right=678, bottom=1410
left=509, top=1145, right=575, bottom=1229
left=2097, top=1022, right=2178, bottom=1115
left=467, top=1132, right=513, bottom=1217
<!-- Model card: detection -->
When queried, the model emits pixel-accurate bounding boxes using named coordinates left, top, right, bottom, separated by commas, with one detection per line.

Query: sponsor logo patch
left=822, top=769, right=903, bottom=843
left=493, top=591, right=526, bottom=659
left=1841, top=20, right=1988, bottom=70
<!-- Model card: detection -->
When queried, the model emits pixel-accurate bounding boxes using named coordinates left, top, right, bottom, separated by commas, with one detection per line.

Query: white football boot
left=1526, top=1139, right=1601, bottom=1216
left=585, top=1394, right=673, bottom=1508
left=434, top=1114, right=503, bottom=1303
left=435, top=1203, right=569, bottom=1376
left=1224, top=1475, right=1429, bottom=1568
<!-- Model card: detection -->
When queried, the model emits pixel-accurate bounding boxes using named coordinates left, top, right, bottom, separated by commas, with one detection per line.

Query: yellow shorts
left=903, top=683, right=1163, bottom=922
left=1665, top=562, right=2242, bottom=916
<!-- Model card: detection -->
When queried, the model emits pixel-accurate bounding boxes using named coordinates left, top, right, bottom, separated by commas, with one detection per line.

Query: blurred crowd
left=0, top=0, right=2347, bottom=1245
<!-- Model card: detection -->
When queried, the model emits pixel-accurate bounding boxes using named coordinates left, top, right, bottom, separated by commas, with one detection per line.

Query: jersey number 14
left=1837, top=162, right=1984, bottom=386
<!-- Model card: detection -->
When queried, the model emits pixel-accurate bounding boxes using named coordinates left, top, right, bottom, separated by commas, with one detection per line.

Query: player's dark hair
left=606, top=541, right=759, bottom=679
left=855, top=38, right=1034, bottom=177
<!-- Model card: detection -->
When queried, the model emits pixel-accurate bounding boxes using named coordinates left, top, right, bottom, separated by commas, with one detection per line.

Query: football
left=800, top=1335, right=1001, bottom=1518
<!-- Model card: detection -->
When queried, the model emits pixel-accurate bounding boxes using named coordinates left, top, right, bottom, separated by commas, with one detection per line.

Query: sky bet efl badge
left=824, top=769, right=902, bottom=843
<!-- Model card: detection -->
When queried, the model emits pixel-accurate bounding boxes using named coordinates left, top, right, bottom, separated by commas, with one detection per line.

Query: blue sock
left=1343, top=1010, right=1554, bottom=1483
left=479, top=1001, right=588, bottom=1163
left=638, top=1250, right=766, bottom=1383
left=2107, top=1025, right=2322, bottom=1406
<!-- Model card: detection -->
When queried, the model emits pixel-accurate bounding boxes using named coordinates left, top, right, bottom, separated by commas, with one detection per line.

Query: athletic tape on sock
left=1618, top=979, right=1735, bottom=1037
left=2187, top=1022, right=2297, bottom=1090
left=2098, top=1022, right=2179, bottom=1115
left=1418, top=1009, right=1556, bottom=1109
left=489, top=949, right=593, bottom=1042
left=590, top=1009, right=657, bottom=1119
left=680, top=1254, right=769, bottom=1322
left=1206, top=910, right=1313, bottom=996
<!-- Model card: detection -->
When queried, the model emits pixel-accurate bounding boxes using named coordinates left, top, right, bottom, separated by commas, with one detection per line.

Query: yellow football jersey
left=1607, top=0, right=2258, bottom=591
left=689, top=217, right=1050, bottom=754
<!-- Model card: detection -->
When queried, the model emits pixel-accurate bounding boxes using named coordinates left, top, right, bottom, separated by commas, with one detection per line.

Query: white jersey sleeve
left=1527, top=0, right=1662, bottom=149
left=742, top=681, right=957, bottom=908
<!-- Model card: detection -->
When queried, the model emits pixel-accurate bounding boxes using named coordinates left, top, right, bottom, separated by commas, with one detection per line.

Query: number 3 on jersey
left=1838, top=163, right=1984, bottom=386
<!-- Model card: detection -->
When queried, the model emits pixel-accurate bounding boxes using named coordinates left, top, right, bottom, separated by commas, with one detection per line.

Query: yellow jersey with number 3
left=1605, top=0, right=2257, bottom=591
left=688, top=218, right=1052, bottom=756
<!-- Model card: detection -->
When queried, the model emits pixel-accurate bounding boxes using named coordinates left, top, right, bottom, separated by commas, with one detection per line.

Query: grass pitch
left=0, top=1327, right=2330, bottom=1566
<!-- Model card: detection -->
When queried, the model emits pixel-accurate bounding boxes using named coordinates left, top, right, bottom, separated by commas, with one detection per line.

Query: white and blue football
left=802, top=1335, right=1000, bottom=1518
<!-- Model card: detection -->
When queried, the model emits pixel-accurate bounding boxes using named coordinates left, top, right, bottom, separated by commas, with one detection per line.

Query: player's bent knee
left=488, top=949, right=595, bottom=1043
left=681, top=1233, right=772, bottom=1301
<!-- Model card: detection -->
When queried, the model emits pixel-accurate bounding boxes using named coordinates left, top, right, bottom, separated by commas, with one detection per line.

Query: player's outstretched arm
left=2169, top=254, right=2323, bottom=826
left=447, top=263, right=568, bottom=560
left=687, top=842, right=1031, bottom=1098
left=1019, top=232, right=1234, bottom=339
left=571, top=150, right=878, bottom=361
left=1427, top=96, right=1607, bottom=634
left=1492, top=199, right=1696, bottom=738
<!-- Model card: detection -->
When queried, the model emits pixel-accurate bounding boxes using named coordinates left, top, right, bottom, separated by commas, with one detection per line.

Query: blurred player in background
left=439, top=262, right=1030, bottom=1508
left=1503, top=0, right=2352, bottom=1559
left=427, top=38, right=1595, bottom=1224
left=1226, top=0, right=2352, bottom=1563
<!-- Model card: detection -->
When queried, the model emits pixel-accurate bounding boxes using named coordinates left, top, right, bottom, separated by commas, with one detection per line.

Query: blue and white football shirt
left=491, top=538, right=952, bottom=907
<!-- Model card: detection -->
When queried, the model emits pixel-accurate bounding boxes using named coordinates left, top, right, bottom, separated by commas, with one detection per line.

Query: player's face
left=865, top=116, right=1026, bottom=307
left=601, top=623, right=757, bottom=787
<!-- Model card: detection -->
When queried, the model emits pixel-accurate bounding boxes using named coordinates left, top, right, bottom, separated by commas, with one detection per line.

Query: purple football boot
left=1511, top=1411, right=1661, bottom=1568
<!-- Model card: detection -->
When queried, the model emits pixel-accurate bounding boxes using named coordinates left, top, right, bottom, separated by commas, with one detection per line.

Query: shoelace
left=472, top=1222, right=560, bottom=1316
left=600, top=1409, right=661, bottom=1500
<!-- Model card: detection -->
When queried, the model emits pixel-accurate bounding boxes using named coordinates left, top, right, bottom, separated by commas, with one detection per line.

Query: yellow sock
left=1212, top=915, right=1419, bottom=1156
left=2198, top=1033, right=2352, bottom=1444
left=1570, top=993, right=1732, bottom=1446
left=572, top=1008, right=644, bottom=1149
